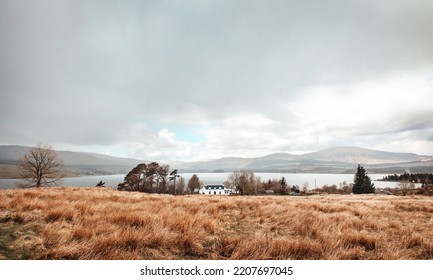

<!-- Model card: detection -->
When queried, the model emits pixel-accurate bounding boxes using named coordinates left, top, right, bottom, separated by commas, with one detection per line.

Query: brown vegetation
left=1, top=187, right=432, bottom=260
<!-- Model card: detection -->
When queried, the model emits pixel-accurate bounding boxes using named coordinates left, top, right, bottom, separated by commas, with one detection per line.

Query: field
left=0, top=187, right=432, bottom=260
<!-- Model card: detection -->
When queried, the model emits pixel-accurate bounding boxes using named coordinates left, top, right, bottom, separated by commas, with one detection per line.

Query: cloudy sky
left=1, top=0, right=433, bottom=161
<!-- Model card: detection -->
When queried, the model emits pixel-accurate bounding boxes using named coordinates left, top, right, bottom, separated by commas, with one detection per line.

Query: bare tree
left=187, top=174, right=202, bottom=194
left=18, top=143, right=65, bottom=188
left=398, top=181, right=415, bottom=196
left=302, top=182, right=309, bottom=194
left=225, top=170, right=261, bottom=195
left=176, top=176, right=186, bottom=195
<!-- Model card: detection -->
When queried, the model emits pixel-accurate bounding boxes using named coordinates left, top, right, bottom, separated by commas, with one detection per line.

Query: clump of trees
left=261, top=177, right=291, bottom=195
left=381, top=173, right=433, bottom=186
left=224, top=171, right=298, bottom=196
left=18, top=143, right=65, bottom=188
left=224, top=170, right=261, bottom=195
left=311, top=181, right=353, bottom=194
left=118, top=163, right=195, bottom=195
left=352, top=164, right=375, bottom=194
left=219, top=167, right=429, bottom=196
left=118, top=162, right=170, bottom=193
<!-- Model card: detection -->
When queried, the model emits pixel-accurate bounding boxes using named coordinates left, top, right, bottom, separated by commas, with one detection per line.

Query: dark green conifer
left=279, top=176, right=288, bottom=195
left=353, top=164, right=375, bottom=194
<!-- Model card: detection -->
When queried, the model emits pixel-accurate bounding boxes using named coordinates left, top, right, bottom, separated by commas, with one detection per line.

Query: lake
left=0, top=172, right=403, bottom=190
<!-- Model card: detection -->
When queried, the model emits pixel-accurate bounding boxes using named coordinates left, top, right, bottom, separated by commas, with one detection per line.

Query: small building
left=199, top=184, right=231, bottom=195
left=264, top=189, right=274, bottom=195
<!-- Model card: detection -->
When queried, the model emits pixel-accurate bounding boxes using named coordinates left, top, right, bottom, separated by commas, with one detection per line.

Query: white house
left=199, top=184, right=231, bottom=195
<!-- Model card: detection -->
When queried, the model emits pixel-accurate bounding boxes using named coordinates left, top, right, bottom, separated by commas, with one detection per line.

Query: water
left=0, top=174, right=124, bottom=189
left=0, top=173, right=403, bottom=190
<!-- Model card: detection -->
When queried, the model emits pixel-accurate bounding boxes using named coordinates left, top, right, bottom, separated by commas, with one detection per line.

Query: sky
left=1, top=0, right=433, bottom=162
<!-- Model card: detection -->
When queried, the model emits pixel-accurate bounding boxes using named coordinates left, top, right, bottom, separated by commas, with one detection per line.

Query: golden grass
left=1, top=187, right=433, bottom=259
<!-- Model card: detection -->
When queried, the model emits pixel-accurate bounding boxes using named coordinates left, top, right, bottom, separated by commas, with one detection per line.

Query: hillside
left=1, top=145, right=433, bottom=178
left=177, top=147, right=433, bottom=173
left=0, top=145, right=142, bottom=178
left=300, top=146, right=422, bottom=164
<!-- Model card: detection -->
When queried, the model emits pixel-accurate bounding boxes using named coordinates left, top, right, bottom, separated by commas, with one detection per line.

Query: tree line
left=224, top=170, right=298, bottom=195
left=116, top=164, right=377, bottom=195
left=16, top=144, right=380, bottom=195
left=117, top=163, right=204, bottom=194
left=380, top=173, right=433, bottom=185
left=223, top=165, right=375, bottom=195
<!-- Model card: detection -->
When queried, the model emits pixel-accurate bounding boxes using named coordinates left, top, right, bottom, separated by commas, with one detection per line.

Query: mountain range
left=1, top=145, right=433, bottom=178
left=174, top=146, right=433, bottom=174
left=0, top=145, right=141, bottom=178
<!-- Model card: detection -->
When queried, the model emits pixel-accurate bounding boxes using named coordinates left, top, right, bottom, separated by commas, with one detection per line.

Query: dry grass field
left=1, top=187, right=432, bottom=260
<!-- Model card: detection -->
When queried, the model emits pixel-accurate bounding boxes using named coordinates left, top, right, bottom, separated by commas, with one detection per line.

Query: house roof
left=203, top=184, right=226, bottom=190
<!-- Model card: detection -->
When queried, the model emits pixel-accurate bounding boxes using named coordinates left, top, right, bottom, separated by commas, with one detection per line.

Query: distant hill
left=0, top=145, right=33, bottom=164
left=175, top=146, right=433, bottom=174
left=1, top=145, right=433, bottom=178
left=0, top=145, right=142, bottom=178
left=299, top=146, right=422, bottom=164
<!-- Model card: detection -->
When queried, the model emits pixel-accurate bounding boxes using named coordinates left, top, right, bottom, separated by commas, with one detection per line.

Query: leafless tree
left=225, top=170, right=261, bottom=195
left=302, top=182, right=309, bottom=193
left=187, top=174, right=202, bottom=194
left=176, top=176, right=186, bottom=195
left=18, top=143, right=65, bottom=188
left=398, top=181, right=415, bottom=196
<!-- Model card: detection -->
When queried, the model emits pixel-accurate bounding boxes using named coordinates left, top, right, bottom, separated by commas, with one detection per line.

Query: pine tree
left=279, top=176, right=288, bottom=195
left=353, top=164, right=375, bottom=194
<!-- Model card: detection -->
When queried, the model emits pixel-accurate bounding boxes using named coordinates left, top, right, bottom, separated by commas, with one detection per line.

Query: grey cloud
left=353, top=110, right=433, bottom=138
left=397, top=112, right=433, bottom=133
left=1, top=0, right=433, bottom=157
